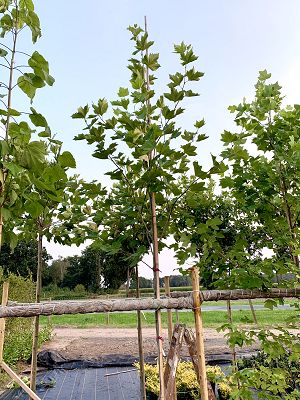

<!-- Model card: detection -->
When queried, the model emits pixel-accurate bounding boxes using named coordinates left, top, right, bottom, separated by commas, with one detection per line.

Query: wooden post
left=164, top=276, right=173, bottom=344
left=30, top=231, right=43, bottom=392
left=136, top=267, right=146, bottom=400
left=248, top=299, right=258, bottom=325
left=164, top=324, right=185, bottom=400
left=0, top=282, right=9, bottom=361
left=106, top=295, right=110, bottom=325
left=184, top=328, right=216, bottom=400
left=191, top=267, right=208, bottom=400
left=226, top=300, right=238, bottom=369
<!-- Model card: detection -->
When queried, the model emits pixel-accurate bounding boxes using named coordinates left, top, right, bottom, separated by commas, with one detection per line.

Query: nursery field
left=40, top=307, right=298, bottom=329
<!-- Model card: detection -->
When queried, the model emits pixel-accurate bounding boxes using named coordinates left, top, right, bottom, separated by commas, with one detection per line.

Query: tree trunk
left=30, top=231, right=43, bottom=392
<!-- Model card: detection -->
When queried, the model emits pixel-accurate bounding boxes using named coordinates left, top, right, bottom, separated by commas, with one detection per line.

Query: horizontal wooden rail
left=171, top=287, right=300, bottom=301
left=0, top=288, right=299, bottom=319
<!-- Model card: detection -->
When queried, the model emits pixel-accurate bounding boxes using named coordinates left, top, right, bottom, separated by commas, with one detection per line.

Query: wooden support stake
left=164, top=276, right=173, bottom=344
left=136, top=267, right=146, bottom=400
left=248, top=299, right=258, bottom=325
left=164, top=324, right=185, bottom=400
left=1, top=361, right=41, bottom=400
left=184, top=328, right=216, bottom=400
left=31, top=231, right=43, bottom=392
left=0, top=282, right=9, bottom=361
left=226, top=300, right=238, bottom=369
left=191, top=267, right=209, bottom=400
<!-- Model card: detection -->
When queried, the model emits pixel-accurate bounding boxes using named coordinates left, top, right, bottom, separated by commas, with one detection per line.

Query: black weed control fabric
left=0, top=367, right=141, bottom=400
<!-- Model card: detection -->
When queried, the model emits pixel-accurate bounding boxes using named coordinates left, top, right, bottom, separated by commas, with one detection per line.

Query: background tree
left=220, top=70, right=300, bottom=284
left=172, top=180, right=268, bottom=289
left=0, top=239, right=51, bottom=279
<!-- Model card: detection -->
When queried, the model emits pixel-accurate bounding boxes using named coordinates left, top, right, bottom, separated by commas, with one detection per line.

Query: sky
left=13, top=0, right=300, bottom=278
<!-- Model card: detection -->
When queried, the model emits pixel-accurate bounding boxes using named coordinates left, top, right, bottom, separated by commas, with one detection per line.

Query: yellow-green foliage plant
left=136, top=361, right=232, bottom=400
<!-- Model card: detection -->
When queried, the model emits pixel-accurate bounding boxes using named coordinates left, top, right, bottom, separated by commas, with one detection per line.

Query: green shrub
left=0, top=268, right=52, bottom=366
left=74, top=284, right=86, bottom=293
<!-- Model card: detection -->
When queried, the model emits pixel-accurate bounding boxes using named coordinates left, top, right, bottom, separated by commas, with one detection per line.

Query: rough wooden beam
left=171, top=288, right=300, bottom=301
left=0, top=288, right=298, bottom=319
left=0, top=297, right=193, bottom=318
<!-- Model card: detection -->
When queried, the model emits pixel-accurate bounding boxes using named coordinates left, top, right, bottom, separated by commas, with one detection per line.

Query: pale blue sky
left=23, top=0, right=300, bottom=276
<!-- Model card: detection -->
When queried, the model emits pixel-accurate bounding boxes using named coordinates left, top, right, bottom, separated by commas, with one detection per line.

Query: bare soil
left=41, top=327, right=259, bottom=361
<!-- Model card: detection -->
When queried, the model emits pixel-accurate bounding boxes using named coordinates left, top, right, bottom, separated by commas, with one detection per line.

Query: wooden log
left=0, top=282, right=9, bottom=361
left=191, top=267, right=209, bottom=400
left=0, top=297, right=193, bottom=318
left=0, top=287, right=299, bottom=319
left=164, top=324, right=185, bottom=400
left=1, top=361, right=41, bottom=400
left=184, top=329, right=216, bottom=400
left=170, top=287, right=300, bottom=300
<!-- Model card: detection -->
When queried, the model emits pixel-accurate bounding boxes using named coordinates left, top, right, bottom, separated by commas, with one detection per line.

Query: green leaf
left=1, top=208, right=11, bottom=221
left=17, top=73, right=44, bottom=99
left=58, top=151, right=76, bottom=168
left=0, top=108, right=21, bottom=116
left=93, top=98, right=109, bottom=115
left=118, top=87, right=129, bottom=97
left=193, top=162, right=207, bottom=179
left=24, top=200, right=44, bottom=219
left=221, top=130, right=237, bottom=143
left=186, top=67, right=204, bottom=81
left=20, top=0, right=34, bottom=12
left=181, top=143, right=197, bottom=156
left=29, top=107, right=48, bottom=127
left=28, top=51, right=55, bottom=86
left=143, top=53, right=160, bottom=71
left=258, top=69, right=272, bottom=81
left=71, top=105, right=89, bottom=119
left=0, top=48, right=8, bottom=57
left=18, top=141, right=46, bottom=169
left=264, top=299, right=277, bottom=310
left=2, top=162, right=24, bottom=175
left=195, top=119, right=205, bottom=129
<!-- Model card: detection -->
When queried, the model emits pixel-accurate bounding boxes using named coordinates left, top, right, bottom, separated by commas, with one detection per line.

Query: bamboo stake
left=191, top=267, right=208, bottom=400
left=136, top=266, right=146, bottom=400
left=248, top=299, right=258, bottom=325
left=164, top=276, right=173, bottom=345
left=0, top=212, right=3, bottom=250
left=0, top=282, right=9, bottom=361
left=30, top=231, right=43, bottom=391
left=1, top=362, right=41, bottom=400
left=144, top=15, right=165, bottom=400
left=226, top=300, right=237, bottom=368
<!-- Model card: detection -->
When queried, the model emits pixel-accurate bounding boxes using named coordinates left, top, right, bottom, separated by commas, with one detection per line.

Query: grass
left=40, top=308, right=299, bottom=329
